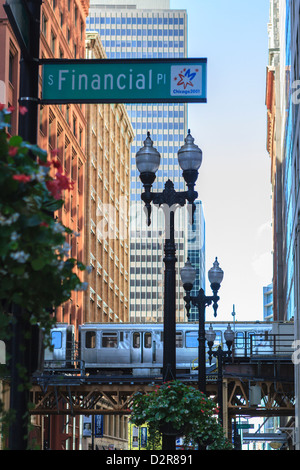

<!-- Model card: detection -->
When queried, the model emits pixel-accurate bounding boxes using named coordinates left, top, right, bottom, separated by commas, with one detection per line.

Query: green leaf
left=26, top=215, right=42, bottom=227
left=31, top=258, right=46, bottom=271
left=21, top=142, right=47, bottom=160
left=9, top=135, right=23, bottom=147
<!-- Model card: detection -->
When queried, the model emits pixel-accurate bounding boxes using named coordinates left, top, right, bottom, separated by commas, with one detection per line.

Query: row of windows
left=46, top=330, right=261, bottom=352
left=106, top=52, right=185, bottom=59
left=90, top=28, right=184, bottom=37
left=87, top=17, right=184, bottom=25
left=83, top=330, right=198, bottom=349
left=128, top=109, right=185, bottom=118
left=134, top=122, right=184, bottom=129
left=103, top=40, right=184, bottom=49
left=130, top=279, right=160, bottom=286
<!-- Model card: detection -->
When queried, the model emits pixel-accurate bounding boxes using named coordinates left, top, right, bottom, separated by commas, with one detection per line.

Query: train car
left=78, top=321, right=276, bottom=376
left=44, top=323, right=75, bottom=370
left=43, top=321, right=294, bottom=376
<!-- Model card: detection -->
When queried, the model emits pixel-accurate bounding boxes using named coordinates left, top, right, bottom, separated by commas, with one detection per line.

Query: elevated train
left=44, top=321, right=294, bottom=377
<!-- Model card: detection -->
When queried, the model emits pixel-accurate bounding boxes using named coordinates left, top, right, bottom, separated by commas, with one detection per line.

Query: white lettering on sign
left=58, top=69, right=69, bottom=90
left=51, top=69, right=154, bottom=93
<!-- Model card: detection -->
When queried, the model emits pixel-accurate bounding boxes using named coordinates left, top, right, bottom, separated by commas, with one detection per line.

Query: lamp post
left=136, top=131, right=202, bottom=450
left=206, top=323, right=234, bottom=425
left=180, top=257, right=224, bottom=394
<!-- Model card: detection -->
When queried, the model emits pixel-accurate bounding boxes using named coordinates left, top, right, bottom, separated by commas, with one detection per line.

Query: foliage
left=0, top=105, right=89, bottom=449
left=0, top=105, right=87, bottom=345
left=130, top=380, right=233, bottom=450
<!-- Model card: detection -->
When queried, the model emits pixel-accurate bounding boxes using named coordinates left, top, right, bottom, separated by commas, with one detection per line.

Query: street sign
left=4, top=0, right=32, bottom=58
left=40, top=58, right=207, bottom=104
left=237, top=423, right=255, bottom=430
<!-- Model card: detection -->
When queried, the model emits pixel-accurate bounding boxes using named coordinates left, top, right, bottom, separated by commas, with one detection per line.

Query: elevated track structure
left=29, top=341, right=295, bottom=442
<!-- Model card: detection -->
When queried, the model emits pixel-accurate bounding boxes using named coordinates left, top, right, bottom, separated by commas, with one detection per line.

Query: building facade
left=263, top=283, right=274, bottom=321
left=84, top=31, right=134, bottom=325
left=39, top=0, right=89, bottom=450
left=187, top=200, right=205, bottom=321
left=0, top=0, right=20, bottom=134
left=1, top=0, right=91, bottom=451
left=87, top=0, right=191, bottom=323
left=39, top=0, right=89, bottom=333
left=288, top=0, right=300, bottom=451
left=266, top=0, right=300, bottom=449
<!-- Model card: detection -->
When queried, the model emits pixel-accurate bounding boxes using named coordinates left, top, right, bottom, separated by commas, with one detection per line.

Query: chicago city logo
left=170, top=65, right=203, bottom=96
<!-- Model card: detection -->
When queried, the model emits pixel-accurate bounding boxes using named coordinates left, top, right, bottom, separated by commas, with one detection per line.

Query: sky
left=171, top=0, right=272, bottom=322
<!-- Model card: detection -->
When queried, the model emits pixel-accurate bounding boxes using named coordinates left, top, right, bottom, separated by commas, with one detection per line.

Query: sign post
left=41, top=58, right=207, bottom=104
left=4, top=0, right=32, bottom=59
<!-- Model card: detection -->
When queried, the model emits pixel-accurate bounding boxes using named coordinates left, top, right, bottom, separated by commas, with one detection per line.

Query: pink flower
left=46, top=180, right=61, bottom=199
left=46, top=171, right=73, bottom=200
left=9, top=146, right=18, bottom=156
left=0, top=104, right=5, bottom=111
left=13, top=174, right=31, bottom=183
left=55, top=171, right=74, bottom=191
left=19, top=106, right=28, bottom=115
left=37, top=157, right=51, bottom=167
left=52, top=159, right=62, bottom=171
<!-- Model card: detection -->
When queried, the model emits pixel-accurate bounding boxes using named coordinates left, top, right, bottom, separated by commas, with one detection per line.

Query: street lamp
left=136, top=130, right=202, bottom=382
left=206, top=323, right=235, bottom=425
left=136, top=131, right=202, bottom=450
left=180, top=257, right=224, bottom=394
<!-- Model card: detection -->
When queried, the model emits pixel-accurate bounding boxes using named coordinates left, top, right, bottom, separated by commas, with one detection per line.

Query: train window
left=186, top=331, right=198, bottom=348
left=144, top=332, right=152, bottom=348
left=133, top=332, right=140, bottom=348
left=235, top=332, right=244, bottom=349
left=51, top=331, right=62, bottom=349
left=102, top=332, right=118, bottom=348
left=86, top=331, right=96, bottom=348
left=176, top=332, right=183, bottom=348
left=215, top=331, right=222, bottom=345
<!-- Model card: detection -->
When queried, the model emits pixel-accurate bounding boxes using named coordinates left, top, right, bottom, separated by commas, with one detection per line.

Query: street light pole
left=136, top=131, right=202, bottom=450
left=181, top=257, right=224, bottom=394
left=206, top=323, right=234, bottom=425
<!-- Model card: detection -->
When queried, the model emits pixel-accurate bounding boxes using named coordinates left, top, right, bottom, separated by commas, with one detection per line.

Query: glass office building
left=187, top=200, right=205, bottom=321
left=87, top=0, right=203, bottom=322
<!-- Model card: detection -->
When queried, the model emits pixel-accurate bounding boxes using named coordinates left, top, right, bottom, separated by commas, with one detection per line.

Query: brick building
left=0, top=0, right=90, bottom=450
left=84, top=32, right=134, bottom=325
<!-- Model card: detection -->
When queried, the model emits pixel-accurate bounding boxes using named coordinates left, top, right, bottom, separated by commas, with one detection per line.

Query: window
left=235, top=332, right=244, bottom=349
left=186, top=331, right=198, bottom=348
left=51, top=31, right=56, bottom=54
left=144, top=332, right=151, bottom=348
left=133, top=332, right=140, bottom=348
left=9, top=52, right=14, bottom=84
left=102, top=332, right=118, bottom=348
left=51, top=331, right=62, bottom=349
left=42, top=13, right=47, bottom=37
left=86, top=331, right=96, bottom=348
left=176, top=332, right=183, bottom=348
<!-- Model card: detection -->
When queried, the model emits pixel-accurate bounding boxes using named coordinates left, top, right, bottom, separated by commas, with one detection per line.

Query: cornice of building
left=80, top=0, right=90, bottom=17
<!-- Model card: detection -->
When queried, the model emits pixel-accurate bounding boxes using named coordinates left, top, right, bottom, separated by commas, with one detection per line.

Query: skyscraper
left=87, top=0, right=202, bottom=323
left=187, top=200, right=205, bottom=321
